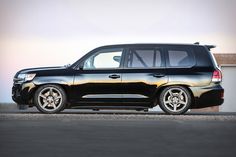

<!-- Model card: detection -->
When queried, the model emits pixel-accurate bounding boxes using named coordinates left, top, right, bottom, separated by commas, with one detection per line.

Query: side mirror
left=113, top=56, right=121, bottom=63
left=78, top=64, right=83, bottom=70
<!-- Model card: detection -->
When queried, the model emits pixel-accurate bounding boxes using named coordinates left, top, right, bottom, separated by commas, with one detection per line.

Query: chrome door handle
left=109, top=74, right=120, bottom=79
left=153, top=73, right=165, bottom=78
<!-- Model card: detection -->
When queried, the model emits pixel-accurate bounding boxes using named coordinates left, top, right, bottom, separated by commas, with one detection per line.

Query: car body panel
left=121, top=68, right=168, bottom=104
left=166, top=68, right=212, bottom=87
left=72, top=69, right=123, bottom=105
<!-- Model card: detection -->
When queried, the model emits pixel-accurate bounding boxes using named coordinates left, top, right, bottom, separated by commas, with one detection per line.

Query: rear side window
left=194, top=46, right=215, bottom=67
left=167, top=48, right=194, bottom=67
left=127, top=48, right=162, bottom=68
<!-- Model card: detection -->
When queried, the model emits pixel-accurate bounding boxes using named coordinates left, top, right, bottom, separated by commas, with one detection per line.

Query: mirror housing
left=78, top=63, right=84, bottom=70
left=113, top=56, right=121, bottom=63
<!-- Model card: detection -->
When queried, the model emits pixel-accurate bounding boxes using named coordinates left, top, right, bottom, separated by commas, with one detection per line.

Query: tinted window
left=167, top=49, right=194, bottom=67
left=83, top=48, right=123, bottom=69
left=194, top=46, right=217, bottom=67
left=127, top=49, right=162, bottom=68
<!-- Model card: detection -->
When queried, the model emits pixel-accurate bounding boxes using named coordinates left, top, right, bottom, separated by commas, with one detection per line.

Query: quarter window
left=83, top=48, right=123, bottom=69
left=167, top=49, right=194, bottom=67
left=127, top=49, right=162, bottom=68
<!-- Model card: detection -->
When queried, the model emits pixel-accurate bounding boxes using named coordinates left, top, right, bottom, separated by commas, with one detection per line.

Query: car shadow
left=3, top=109, right=236, bottom=116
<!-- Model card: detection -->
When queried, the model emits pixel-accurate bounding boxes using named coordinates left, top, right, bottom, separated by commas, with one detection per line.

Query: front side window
left=83, top=48, right=123, bottom=69
left=127, top=48, right=162, bottom=68
left=167, top=48, right=194, bottom=67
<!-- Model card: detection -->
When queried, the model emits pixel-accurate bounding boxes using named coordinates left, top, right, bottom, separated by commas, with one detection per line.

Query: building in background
left=214, top=53, right=236, bottom=112
left=214, top=54, right=236, bottom=65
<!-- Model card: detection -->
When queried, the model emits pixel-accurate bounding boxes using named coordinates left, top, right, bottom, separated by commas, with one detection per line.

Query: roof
left=213, top=53, right=236, bottom=65
left=97, top=43, right=202, bottom=49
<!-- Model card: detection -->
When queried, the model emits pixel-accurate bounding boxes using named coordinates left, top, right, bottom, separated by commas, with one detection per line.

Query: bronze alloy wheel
left=34, top=85, right=66, bottom=113
left=159, top=86, right=191, bottom=115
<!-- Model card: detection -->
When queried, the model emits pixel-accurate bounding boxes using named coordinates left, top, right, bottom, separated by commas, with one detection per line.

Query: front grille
left=12, top=84, right=21, bottom=96
left=13, top=78, right=24, bottom=85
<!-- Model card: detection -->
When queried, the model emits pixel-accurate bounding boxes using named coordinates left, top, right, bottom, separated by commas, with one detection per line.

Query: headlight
left=18, top=73, right=36, bottom=81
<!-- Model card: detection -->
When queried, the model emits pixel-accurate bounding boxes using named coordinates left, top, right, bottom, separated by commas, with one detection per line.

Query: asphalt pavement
left=1, top=108, right=236, bottom=157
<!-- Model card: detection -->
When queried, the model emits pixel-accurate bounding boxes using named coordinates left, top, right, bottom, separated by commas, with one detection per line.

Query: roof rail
left=205, top=45, right=216, bottom=50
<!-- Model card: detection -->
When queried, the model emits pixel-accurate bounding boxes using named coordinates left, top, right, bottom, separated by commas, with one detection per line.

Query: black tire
left=34, top=84, right=67, bottom=114
left=159, top=86, right=191, bottom=115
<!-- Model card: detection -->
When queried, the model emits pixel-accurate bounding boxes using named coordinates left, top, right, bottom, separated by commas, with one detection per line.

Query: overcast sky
left=0, top=0, right=236, bottom=102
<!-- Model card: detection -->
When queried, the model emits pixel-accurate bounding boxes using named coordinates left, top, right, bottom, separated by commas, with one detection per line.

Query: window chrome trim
left=82, top=94, right=148, bottom=99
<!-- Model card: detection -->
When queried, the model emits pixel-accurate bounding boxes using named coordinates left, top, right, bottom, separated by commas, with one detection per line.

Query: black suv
left=12, top=43, right=224, bottom=114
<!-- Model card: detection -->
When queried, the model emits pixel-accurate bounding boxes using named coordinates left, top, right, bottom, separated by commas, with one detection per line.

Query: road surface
left=1, top=110, right=236, bottom=157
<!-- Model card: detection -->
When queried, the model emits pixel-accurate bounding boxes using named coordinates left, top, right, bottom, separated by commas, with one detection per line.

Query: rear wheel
left=34, top=85, right=66, bottom=113
left=159, top=86, right=191, bottom=115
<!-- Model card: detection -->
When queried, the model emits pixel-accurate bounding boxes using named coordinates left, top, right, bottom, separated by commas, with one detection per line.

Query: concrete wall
left=220, top=65, right=236, bottom=112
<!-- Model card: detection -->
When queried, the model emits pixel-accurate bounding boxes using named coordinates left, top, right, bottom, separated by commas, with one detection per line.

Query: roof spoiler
left=194, top=42, right=216, bottom=50
left=205, top=45, right=216, bottom=51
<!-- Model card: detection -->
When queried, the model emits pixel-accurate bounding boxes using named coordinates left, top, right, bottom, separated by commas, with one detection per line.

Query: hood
left=15, top=66, right=69, bottom=77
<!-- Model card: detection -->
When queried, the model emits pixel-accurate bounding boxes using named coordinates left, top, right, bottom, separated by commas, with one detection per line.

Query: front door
left=73, top=47, right=124, bottom=105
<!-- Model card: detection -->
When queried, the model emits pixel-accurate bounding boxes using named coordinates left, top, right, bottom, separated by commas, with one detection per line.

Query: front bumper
left=12, top=81, right=36, bottom=105
left=190, top=84, right=224, bottom=109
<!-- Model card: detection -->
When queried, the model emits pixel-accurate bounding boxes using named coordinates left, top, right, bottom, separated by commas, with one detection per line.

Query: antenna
left=194, top=42, right=200, bottom=45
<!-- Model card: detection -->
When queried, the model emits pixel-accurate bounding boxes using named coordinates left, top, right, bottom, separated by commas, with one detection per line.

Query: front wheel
left=34, top=85, right=67, bottom=114
left=159, top=86, right=191, bottom=115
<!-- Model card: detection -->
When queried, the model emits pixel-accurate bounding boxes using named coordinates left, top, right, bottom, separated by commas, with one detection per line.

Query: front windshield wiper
left=64, top=64, right=71, bottom=68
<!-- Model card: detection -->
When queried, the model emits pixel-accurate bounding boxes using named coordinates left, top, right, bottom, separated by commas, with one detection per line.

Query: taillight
left=212, top=70, right=222, bottom=82
left=220, top=91, right=224, bottom=99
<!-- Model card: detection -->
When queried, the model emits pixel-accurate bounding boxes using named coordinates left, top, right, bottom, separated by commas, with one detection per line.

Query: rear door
left=122, top=46, right=168, bottom=106
left=164, top=46, right=199, bottom=86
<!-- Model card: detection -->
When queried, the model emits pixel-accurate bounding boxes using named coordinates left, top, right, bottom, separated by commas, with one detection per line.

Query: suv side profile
left=12, top=43, right=224, bottom=114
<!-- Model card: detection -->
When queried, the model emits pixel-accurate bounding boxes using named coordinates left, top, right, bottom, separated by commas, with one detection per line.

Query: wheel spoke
left=168, top=90, right=173, bottom=97
left=165, top=100, right=173, bottom=107
left=54, top=96, right=62, bottom=101
left=49, top=88, right=53, bottom=95
left=164, top=100, right=171, bottom=104
left=52, top=103, right=57, bottom=109
left=39, top=94, right=47, bottom=100
left=178, top=90, right=183, bottom=97
left=179, top=100, right=187, bottom=105
left=173, top=104, right=177, bottom=111
left=42, top=102, right=48, bottom=108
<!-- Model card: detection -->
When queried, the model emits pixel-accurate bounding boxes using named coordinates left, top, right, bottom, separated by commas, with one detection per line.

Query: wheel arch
left=153, top=84, right=195, bottom=107
left=32, top=82, right=70, bottom=106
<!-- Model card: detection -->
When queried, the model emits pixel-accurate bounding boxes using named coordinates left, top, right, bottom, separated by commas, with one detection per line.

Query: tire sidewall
left=34, top=85, right=66, bottom=114
left=159, top=86, right=191, bottom=115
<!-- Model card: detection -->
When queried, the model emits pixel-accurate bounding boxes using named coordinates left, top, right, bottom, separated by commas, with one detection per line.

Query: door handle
left=109, top=74, right=120, bottom=79
left=153, top=73, right=165, bottom=78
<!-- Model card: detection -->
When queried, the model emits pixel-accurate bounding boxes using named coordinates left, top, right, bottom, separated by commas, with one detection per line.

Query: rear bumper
left=190, top=84, right=224, bottom=109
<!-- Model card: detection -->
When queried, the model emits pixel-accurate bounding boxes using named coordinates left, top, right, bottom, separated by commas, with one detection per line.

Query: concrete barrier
left=191, top=106, right=219, bottom=112
left=0, top=103, right=18, bottom=110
